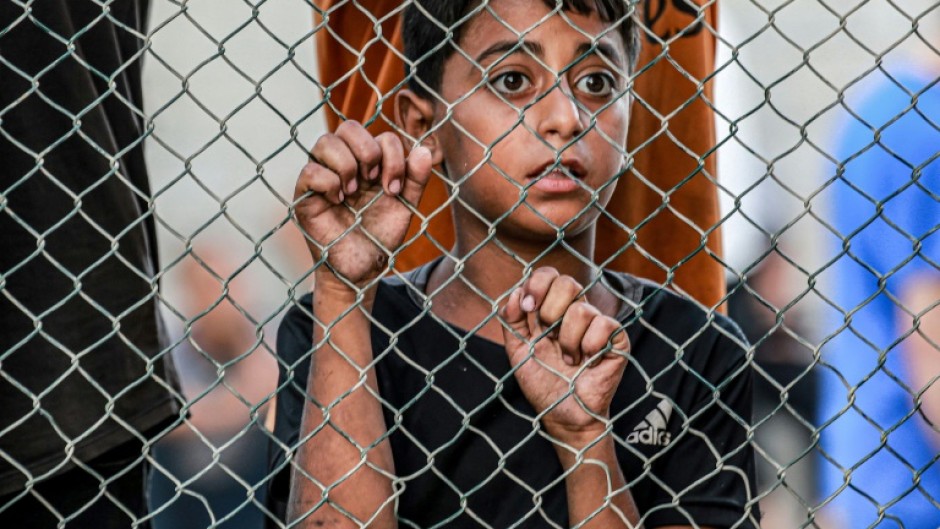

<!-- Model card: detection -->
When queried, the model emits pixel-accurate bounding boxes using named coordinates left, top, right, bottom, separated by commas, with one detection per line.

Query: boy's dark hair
left=403, top=0, right=641, bottom=99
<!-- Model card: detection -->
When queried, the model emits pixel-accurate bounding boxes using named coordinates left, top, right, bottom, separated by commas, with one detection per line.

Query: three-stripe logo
left=626, top=398, right=673, bottom=447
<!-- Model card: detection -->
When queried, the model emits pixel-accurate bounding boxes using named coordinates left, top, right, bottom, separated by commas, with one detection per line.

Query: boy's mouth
left=527, top=159, right=587, bottom=181
left=526, top=159, right=587, bottom=194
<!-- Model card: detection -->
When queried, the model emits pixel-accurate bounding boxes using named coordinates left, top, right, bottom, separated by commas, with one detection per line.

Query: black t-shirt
left=269, top=261, right=760, bottom=528
left=0, top=0, right=180, bottom=496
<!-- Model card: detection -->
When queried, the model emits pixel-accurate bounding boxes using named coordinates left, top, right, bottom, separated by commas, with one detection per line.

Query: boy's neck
left=425, top=221, right=620, bottom=343
left=454, top=237, right=598, bottom=292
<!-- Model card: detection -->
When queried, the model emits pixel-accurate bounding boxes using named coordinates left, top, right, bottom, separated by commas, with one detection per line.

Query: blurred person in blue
left=819, top=63, right=940, bottom=527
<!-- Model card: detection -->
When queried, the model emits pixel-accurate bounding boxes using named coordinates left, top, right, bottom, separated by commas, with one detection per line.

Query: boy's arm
left=288, top=278, right=394, bottom=527
left=556, top=431, right=718, bottom=529
left=502, top=269, right=741, bottom=529
left=501, top=268, right=639, bottom=528
left=553, top=432, right=637, bottom=527
left=288, top=121, right=432, bottom=528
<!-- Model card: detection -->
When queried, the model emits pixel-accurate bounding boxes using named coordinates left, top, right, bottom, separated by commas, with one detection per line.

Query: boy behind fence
left=269, top=1, right=759, bottom=527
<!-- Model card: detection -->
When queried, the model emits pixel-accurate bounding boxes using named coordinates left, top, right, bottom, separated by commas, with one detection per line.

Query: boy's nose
left=530, top=78, right=585, bottom=147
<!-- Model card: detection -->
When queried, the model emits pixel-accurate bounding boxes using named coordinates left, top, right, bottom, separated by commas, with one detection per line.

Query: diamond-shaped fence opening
left=1, top=0, right=939, bottom=528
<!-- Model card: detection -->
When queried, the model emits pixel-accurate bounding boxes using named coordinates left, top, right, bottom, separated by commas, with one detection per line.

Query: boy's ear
left=395, top=89, right=444, bottom=165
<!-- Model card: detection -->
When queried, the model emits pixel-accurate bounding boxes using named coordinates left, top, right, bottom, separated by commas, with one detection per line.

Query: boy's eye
left=575, top=72, right=617, bottom=97
left=490, top=72, right=532, bottom=95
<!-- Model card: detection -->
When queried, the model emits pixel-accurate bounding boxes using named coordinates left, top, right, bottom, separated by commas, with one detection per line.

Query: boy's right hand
left=501, top=268, right=629, bottom=444
left=293, top=121, right=433, bottom=288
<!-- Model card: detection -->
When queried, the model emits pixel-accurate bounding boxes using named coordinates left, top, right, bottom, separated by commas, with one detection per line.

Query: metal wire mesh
left=1, top=0, right=939, bottom=528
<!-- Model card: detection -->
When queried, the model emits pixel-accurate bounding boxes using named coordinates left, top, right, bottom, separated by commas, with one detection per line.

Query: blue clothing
left=819, top=68, right=940, bottom=527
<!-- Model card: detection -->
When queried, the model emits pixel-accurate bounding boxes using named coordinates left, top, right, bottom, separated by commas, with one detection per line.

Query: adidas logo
left=626, top=399, right=673, bottom=447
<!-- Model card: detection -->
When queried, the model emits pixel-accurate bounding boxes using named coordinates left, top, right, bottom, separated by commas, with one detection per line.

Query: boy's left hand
left=500, top=267, right=629, bottom=445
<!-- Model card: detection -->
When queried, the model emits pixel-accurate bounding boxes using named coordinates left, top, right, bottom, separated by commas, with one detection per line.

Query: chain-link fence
left=2, top=0, right=939, bottom=528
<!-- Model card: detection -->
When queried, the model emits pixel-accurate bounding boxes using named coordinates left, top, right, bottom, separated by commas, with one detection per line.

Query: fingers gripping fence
left=1, top=0, right=939, bottom=528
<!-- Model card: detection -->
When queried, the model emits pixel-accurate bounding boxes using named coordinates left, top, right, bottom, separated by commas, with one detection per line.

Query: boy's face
left=426, top=0, right=631, bottom=241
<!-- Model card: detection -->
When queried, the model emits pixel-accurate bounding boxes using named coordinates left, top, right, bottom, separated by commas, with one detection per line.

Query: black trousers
left=0, top=439, right=150, bottom=528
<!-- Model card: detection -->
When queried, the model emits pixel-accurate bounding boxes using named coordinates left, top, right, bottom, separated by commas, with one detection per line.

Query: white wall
left=144, top=0, right=324, bottom=334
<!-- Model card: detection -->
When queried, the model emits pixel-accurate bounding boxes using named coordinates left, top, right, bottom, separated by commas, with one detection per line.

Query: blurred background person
left=714, top=2, right=940, bottom=527
left=149, top=249, right=278, bottom=529
left=726, top=250, right=818, bottom=529
left=141, top=1, right=316, bottom=524
left=0, top=2, right=183, bottom=527
left=817, top=52, right=940, bottom=528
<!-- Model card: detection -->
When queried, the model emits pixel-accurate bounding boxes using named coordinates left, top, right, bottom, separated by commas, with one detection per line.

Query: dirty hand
left=293, top=121, right=432, bottom=287
left=501, top=267, right=630, bottom=441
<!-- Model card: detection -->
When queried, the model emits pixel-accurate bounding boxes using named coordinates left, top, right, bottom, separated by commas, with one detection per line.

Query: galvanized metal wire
left=2, top=0, right=939, bottom=527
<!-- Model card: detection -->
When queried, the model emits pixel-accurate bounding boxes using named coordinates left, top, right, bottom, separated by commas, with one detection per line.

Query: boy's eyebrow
left=575, top=41, right=625, bottom=68
left=474, top=39, right=544, bottom=65
left=473, top=39, right=625, bottom=68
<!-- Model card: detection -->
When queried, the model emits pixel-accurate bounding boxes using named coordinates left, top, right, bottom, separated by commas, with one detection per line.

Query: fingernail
left=346, top=179, right=358, bottom=194
left=338, top=190, right=345, bottom=202
left=520, top=295, right=535, bottom=313
left=563, top=354, right=575, bottom=366
left=369, top=166, right=379, bottom=180
left=388, top=179, right=402, bottom=195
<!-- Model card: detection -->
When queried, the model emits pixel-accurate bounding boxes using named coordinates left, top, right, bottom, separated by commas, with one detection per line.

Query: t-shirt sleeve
left=265, top=295, right=315, bottom=525
left=644, top=318, right=760, bottom=529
